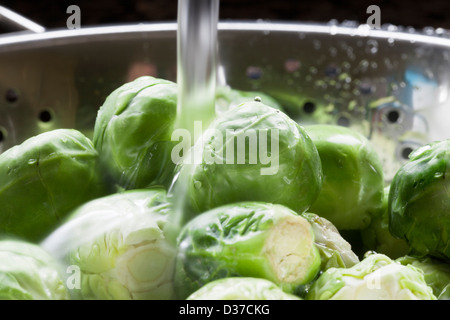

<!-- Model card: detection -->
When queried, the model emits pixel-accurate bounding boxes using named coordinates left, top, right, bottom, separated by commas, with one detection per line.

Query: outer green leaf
left=215, top=86, right=284, bottom=114
left=388, top=139, right=450, bottom=261
left=187, top=277, right=301, bottom=300
left=93, top=76, right=177, bottom=190
left=41, top=188, right=179, bottom=300
left=397, top=255, right=450, bottom=300
left=0, top=239, right=69, bottom=300
left=0, top=129, right=108, bottom=242
left=361, top=185, right=410, bottom=259
left=302, top=212, right=360, bottom=270
left=307, top=253, right=437, bottom=300
left=174, top=101, right=323, bottom=223
left=305, top=124, right=385, bottom=230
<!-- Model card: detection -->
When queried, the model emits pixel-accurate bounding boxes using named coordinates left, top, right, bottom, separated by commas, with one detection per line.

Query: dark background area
left=1, top=0, right=450, bottom=32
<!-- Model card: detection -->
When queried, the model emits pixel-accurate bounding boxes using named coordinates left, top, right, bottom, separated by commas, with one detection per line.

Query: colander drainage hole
left=337, top=116, right=350, bottom=127
left=401, top=147, right=413, bottom=160
left=5, top=89, right=18, bottom=103
left=387, top=110, right=400, bottom=123
left=303, top=101, right=316, bottom=114
left=39, top=110, right=52, bottom=123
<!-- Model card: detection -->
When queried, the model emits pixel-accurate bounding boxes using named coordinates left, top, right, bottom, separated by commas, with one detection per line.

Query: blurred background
left=1, top=0, right=450, bottom=32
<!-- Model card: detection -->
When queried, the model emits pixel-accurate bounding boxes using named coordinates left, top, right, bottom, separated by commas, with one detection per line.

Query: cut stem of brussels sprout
left=174, top=202, right=321, bottom=299
left=263, top=215, right=319, bottom=284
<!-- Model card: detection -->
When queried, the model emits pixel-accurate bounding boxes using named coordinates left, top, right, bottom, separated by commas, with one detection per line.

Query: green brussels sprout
left=304, top=124, right=385, bottom=230
left=0, top=129, right=108, bottom=242
left=260, top=89, right=336, bottom=126
left=307, top=253, right=437, bottom=300
left=302, top=212, right=360, bottom=271
left=0, top=239, right=70, bottom=300
left=41, top=188, right=179, bottom=300
left=215, top=86, right=284, bottom=114
left=173, top=100, right=323, bottom=223
left=361, top=186, right=410, bottom=259
left=388, top=139, right=450, bottom=261
left=397, top=255, right=450, bottom=300
left=93, top=76, right=177, bottom=190
left=187, top=277, right=301, bottom=300
left=174, top=202, right=321, bottom=299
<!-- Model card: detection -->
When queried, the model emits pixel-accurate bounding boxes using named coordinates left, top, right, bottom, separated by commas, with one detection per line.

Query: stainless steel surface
left=0, top=21, right=449, bottom=181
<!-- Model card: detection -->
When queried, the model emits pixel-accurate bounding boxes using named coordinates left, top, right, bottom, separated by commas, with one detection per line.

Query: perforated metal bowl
left=0, top=19, right=449, bottom=182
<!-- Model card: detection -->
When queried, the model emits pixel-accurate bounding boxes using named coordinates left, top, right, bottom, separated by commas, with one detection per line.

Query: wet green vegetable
left=0, top=129, right=107, bottom=242
left=307, top=253, right=437, bottom=300
left=305, top=124, right=385, bottom=230
left=173, top=100, right=323, bottom=223
left=215, top=86, right=284, bottom=114
left=361, top=185, right=410, bottom=259
left=93, top=76, right=178, bottom=190
left=388, top=139, right=450, bottom=261
left=187, top=277, right=301, bottom=300
left=397, top=255, right=450, bottom=300
left=41, top=188, right=179, bottom=300
left=302, top=212, right=360, bottom=271
left=0, top=70, right=447, bottom=302
left=0, top=238, right=69, bottom=300
left=174, top=202, right=321, bottom=299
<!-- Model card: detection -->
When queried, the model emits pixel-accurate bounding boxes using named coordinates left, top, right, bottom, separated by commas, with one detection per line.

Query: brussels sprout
left=187, top=277, right=301, bottom=300
left=215, top=86, right=284, bottom=114
left=307, top=253, right=437, bottom=300
left=41, top=188, right=179, bottom=300
left=397, top=255, right=450, bottom=300
left=260, top=90, right=336, bottom=126
left=93, top=76, right=177, bottom=190
left=0, top=239, right=70, bottom=300
left=174, top=202, right=321, bottom=299
left=304, top=124, right=385, bottom=230
left=302, top=212, right=360, bottom=270
left=361, top=186, right=410, bottom=259
left=388, top=139, right=449, bottom=261
left=0, top=129, right=108, bottom=242
left=173, top=100, right=323, bottom=222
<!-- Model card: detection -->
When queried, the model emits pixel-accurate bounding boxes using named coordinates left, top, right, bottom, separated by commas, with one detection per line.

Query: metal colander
left=0, top=10, right=449, bottom=182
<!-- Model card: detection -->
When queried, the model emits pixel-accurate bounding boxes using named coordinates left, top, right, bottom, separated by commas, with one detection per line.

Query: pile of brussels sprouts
left=0, top=76, right=448, bottom=300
